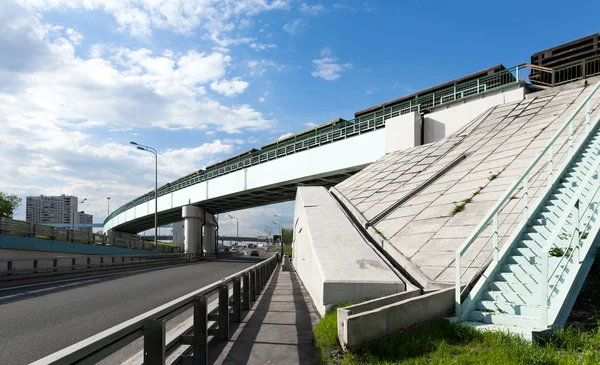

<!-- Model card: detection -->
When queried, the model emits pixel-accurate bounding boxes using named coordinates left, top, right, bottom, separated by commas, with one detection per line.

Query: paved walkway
left=211, top=265, right=320, bottom=364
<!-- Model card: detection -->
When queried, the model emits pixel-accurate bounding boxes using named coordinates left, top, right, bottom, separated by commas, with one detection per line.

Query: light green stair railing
left=455, top=80, right=600, bottom=318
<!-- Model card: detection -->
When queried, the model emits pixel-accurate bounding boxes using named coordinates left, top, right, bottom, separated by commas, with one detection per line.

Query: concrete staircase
left=457, top=83, right=600, bottom=338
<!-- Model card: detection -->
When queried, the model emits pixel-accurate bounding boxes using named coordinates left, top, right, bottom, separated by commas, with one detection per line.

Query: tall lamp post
left=274, top=214, right=283, bottom=258
left=130, top=141, right=158, bottom=249
left=107, top=197, right=111, bottom=216
left=264, top=226, right=272, bottom=245
left=228, top=214, right=239, bottom=245
left=73, top=198, right=87, bottom=230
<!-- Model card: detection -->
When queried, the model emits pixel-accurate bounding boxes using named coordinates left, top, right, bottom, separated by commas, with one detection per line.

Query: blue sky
left=1, top=0, right=599, bottom=237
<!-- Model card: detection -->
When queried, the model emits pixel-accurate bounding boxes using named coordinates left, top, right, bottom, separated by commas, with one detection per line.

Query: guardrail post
left=100, top=257, right=104, bottom=268
left=233, top=278, right=241, bottom=323
left=72, top=258, right=76, bottom=270
left=194, top=295, right=209, bottom=365
left=7, top=261, right=12, bottom=276
left=53, top=259, right=58, bottom=272
left=33, top=260, right=38, bottom=273
left=218, top=284, right=230, bottom=340
left=242, top=273, right=250, bottom=310
left=87, top=258, right=91, bottom=269
left=257, top=266, right=263, bottom=292
left=249, top=269, right=256, bottom=302
left=144, top=319, right=166, bottom=365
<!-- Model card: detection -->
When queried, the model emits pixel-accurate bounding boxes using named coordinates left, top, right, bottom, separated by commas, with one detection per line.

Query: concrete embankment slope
left=334, top=84, right=598, bottom=289
left=292, top=186, right=406, bottom=315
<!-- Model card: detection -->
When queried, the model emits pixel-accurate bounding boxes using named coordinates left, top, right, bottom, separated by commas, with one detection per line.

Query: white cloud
left=283, top=18, right=303, bottom=34
left=210, top=78, right=250, bottom=96
left=65, top=28, right=83, bottom=45
left=299, top=3, right=325, bottom=15
left=278, top=132, right=294, bottom=140
left=258, top=91, right=268, bottom=103
left=21, top=0, right=292, bottom=42
left=305, top=122, right=316, bottom=127
left=311, top=48, right=351, bottom=81
left=250, top=43, right=277, bottom=51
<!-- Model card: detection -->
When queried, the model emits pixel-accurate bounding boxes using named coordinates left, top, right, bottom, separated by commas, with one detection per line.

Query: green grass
left=449, top=202, right=466, bottom=215
left=315, top=260, right=600, bottom=365
left=283, top=245, right=293, bottom=257
left=316, top=317, right=600, bottom=365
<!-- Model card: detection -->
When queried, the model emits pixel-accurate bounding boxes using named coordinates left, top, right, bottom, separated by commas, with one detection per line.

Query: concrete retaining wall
left=0, top=235, right=157, bottom=256
left=292, top=186, right=405, bottom=315
left=337, top=288, right=455, bottom=350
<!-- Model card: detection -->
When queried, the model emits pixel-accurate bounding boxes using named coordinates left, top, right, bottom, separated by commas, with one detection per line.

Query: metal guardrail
left=528, top=54, right=600, bottom=87
left=31, top=254, right=279, bottom=365
left=454, top=80, right=600, bottom=317
left=0, top=253, right=203, bottom=280
left=105, top=65, right=527, bottom=227
left=0, top=218, right=182, bottom=253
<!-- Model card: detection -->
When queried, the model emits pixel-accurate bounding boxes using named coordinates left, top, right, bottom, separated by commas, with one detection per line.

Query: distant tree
left=0, top=192, right=22, bottom=219
left=282, top=227, right=293, bottom=244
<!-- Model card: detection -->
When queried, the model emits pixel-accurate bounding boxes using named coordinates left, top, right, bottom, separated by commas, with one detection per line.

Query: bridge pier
left=182, top=206, right=204, bottom=254
left=204, top=213, right=217, bottom=255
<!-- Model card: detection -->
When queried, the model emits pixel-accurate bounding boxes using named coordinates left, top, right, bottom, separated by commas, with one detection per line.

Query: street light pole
left=228, top=215, right=239, bottom=245
left=107, top=197, right=111, bottom=216
left=73, top=198, right=87, bottom=231
left=130, top=141, right=158, bottom=249
left=274, top=214, right=283, bottom=258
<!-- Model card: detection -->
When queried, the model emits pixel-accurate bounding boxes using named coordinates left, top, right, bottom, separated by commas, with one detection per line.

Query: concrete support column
left=204, top=212, right=217, bottom=255
left=182, top=206, right=204, bottom=254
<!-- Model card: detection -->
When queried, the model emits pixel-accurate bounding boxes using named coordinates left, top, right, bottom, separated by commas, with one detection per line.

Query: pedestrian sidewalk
left=211, top=265, right=320, bottom=364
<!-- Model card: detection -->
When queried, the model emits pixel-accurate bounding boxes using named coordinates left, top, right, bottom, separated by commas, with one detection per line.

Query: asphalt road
left=0, top=260, right=256, bottom=365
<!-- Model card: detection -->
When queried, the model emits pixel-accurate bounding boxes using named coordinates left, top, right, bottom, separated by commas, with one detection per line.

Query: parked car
left=250, top=250, right=260, bottom=257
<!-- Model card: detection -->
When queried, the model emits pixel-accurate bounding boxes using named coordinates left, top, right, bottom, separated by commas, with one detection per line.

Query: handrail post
left=455, top=251, right=461, bottom=318
left=186, top=294, right=208, bottom=365
left=492, top=213, right=499, bottom=263
left=548, top=146, right=554, bottom=186
left=569, top=119, right=574, bottom=157
left=540, top=252, right=549, bottom=328
left=249, top=269, right=256, bottom=302
left=242, top=273, right=250, bottom=310
left=516, top=65, right=519, bottom=81
left=523, top=175, right=529, bottom=223
left=218, top=284, right=230, bottom=340
left=144, top=319, right=166, bottom=365
left=232, top=277, right=241, bottom=323
left=586, top=100, right=591, bottom=134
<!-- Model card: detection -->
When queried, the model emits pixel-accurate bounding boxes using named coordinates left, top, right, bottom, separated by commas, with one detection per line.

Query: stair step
left=496, top=272, right=539, bottom=285
left=469, top=310, right=541, bottom=328
left=490, top=280, right=536, bottom=294
left=501, top=264, right=541, bottom=275
left=513, top=247, right=540, bottom=259
left=482, top=290, right=539, bottom=306
left=476, top=300, right=544, bottom=317
left=507, top=254, right=539, bottom=266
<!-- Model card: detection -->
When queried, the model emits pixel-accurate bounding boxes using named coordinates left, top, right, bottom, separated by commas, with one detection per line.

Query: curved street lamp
left=131, top=141, right=158, bottom=249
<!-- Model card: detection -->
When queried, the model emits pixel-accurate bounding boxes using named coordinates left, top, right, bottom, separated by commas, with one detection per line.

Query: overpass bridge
left=104, top=64, right=529, bottom=255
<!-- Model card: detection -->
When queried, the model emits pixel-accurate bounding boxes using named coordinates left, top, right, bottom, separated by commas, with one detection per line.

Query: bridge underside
left=112, top=170, right=359, bottom=233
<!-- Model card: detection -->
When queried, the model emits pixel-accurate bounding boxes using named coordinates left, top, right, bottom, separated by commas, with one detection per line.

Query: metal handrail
left=31, top=255, right=279, bottom=365
left=455, top=80, right=600, bottom=317
left=539, top=141, right=600, bottom=326
left=0, top=217, right=181, bottom=253
left=105, top=65, right=526, bottom=228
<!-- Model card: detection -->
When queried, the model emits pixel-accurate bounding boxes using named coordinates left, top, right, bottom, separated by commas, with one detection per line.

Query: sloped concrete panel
left=292, top=187, right=405, bottom=315
left=335, top=84, right=600, bottom=288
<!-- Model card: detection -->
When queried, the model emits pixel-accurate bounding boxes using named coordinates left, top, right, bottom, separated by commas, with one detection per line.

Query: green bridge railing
left=104, top=65, right=526, bottom=226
